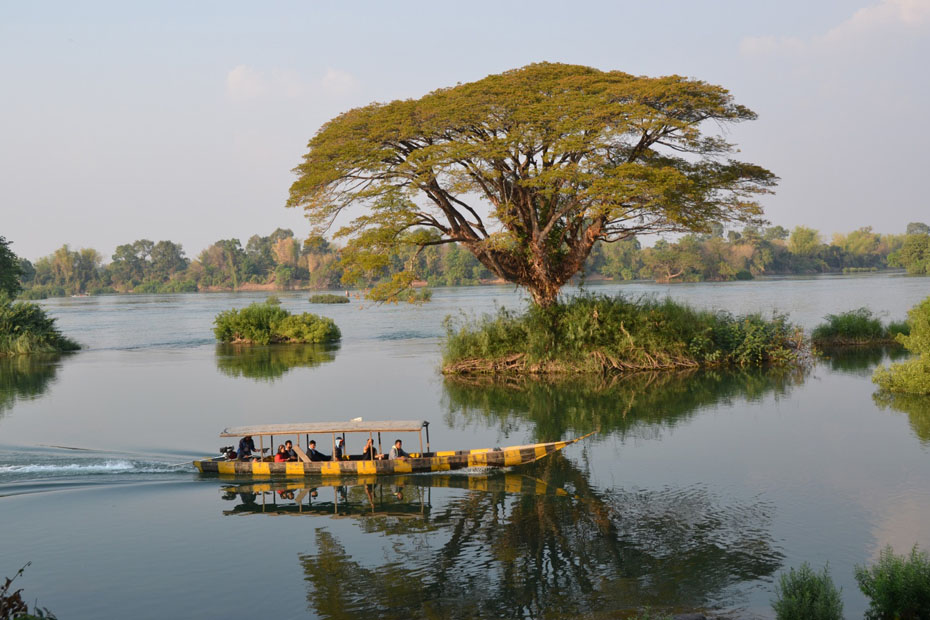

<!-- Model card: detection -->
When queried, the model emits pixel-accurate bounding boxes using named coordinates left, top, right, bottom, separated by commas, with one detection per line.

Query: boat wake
left=0, top=459, right=189, bottom=476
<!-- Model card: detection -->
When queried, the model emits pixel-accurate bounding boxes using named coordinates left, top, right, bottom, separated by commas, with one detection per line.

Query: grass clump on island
left=442, top=294, right=805, bottom=375
left=214, top=302, right=340, bottom=345
left=873, top=296, right=930, bottom=395
left=0, top=295, right=79, bottom=356
left=811, top=307, right=909, bottom=347
left=308, top=293, right=350, bottom=304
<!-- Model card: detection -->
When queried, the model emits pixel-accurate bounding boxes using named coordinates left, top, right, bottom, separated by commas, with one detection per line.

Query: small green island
left=442, top=294, right=803, bottom=375
left=1, top=236, right=79, bottom=356
left=213, top=302, right=340, bottom=344
left=811, top=307, right=909, bottom=348
left=308, top=293, right=350, bottom=304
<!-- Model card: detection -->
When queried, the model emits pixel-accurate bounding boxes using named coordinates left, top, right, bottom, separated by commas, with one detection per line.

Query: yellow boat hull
left=194, top=434, right=592, bottom=477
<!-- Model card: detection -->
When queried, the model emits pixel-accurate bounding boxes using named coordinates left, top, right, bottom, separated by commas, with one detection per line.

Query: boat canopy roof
left=220, top=420, right=428, bottom=438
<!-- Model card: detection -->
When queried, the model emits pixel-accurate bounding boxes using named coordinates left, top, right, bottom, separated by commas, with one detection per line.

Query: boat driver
left=237, top=435, right=261, bottom=461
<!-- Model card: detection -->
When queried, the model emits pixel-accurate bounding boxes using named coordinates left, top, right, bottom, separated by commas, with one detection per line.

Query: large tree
left=0, top=236, right=23, bottom=298
left=288, top=63, right=776, bottom=306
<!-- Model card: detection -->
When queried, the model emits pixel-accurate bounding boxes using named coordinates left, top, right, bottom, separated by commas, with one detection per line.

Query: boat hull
left=194, top=438, right=584, bottom=477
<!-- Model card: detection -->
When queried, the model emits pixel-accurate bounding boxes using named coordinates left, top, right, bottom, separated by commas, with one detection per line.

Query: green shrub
left=213, top=302, right=340, bottom=344
left=874, top=296, right=930, bottom=395
left=771, top=563, right=843, bottom=620
left=265, top=295, right=282, bottom=305
left=443, top=293, right=803, bottom=374
left=0, top=296, right=80, bottom=355
left=812, top=307, right=890, bottom=345
left=308, top=293, right=350, bottom=304
left=855, top=545, right=930, bottom=620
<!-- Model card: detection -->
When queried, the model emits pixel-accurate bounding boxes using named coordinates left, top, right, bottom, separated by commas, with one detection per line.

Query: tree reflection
left=818, top=346, right=910, bottom=376
left=443, top=367, right=807, bottom=441
left=298, top=456, right=782, bottom=618
left=214, top=343, right=338, bottom=382
left=873, top=391, right=930, bottom=445
left=0, top=354, right=65, bottom=417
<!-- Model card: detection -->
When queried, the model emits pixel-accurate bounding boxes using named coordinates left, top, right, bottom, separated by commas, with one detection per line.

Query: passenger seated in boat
left=284, top=440, right=298, bottom=462
left=237, top=435, right=262, bottom=461
left=334, top=437, right=345, bottom=460
left=274, top=445, right=288, bottom=463
left=389, top=439, right=410, bottom=460
left=306, top=440, right=329, bottom=462
left=361, top=438, right=383, bottom=460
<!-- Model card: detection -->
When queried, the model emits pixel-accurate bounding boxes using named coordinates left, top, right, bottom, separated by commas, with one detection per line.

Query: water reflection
left=444, top=368, right=807, bottom=441
left=818, top=345, right=910, bottom=376
left=0, top=354, right=66, bottom=417
left=873, top=392, right=930, bottom=445
left=214, top=343, right=338, bottom=382
left=293, top=457, right=782, bottom=618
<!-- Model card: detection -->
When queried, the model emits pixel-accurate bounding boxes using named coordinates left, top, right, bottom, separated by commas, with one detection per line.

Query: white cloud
left=225, top=65, right=360, bottom=101
left=320, top=68, right=360, bottom=96
left=226, top=65, right=266, bottom=100
left=741, top=0, right=930, bottom=55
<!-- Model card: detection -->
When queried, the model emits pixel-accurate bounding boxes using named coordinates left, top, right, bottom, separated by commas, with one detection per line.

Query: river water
left=1, top=273, right=928, bottom=619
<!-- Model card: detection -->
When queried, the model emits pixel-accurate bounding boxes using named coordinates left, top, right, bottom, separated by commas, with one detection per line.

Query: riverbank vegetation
left=811, top=308, right=909, bottom=347
left=855, top=545, right=930, bottom=620
left=213, top=302, right=340, bottom=345
left=12, top=221, right=928, bottom=299
left=772, top=563, right=843, bottom=620
left=442, top=295, right=804, bottom=376
left=873, top=296, right=930, bottom=395
left=308, top=293, right=349, bottom=304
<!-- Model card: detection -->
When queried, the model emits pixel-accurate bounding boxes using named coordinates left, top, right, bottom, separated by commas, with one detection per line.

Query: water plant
left=1, top=563, right=57, bottom=619
left=443, top=294, right=804, bottom=375
left=213, top=302, right=340, bottom=344
left=0, top=295, right=80, bottom=356
left=873, top=296, right=930, bottom=395
left=855, top=545, right=930, bottom=619
left=771, top=562, right=843, bottom=620
left=308, top=293, right=350, bottom=304
left=811, top=307, right=907, bottom=346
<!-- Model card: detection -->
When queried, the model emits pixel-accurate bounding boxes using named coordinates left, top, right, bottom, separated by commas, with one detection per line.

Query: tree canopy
left=0, top=236, right=23, bottom=298
left=287, top=62, right=777, bottom=305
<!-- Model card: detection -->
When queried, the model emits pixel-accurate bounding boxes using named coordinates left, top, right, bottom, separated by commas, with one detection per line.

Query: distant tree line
left=11, top=222, right=930, bottom=298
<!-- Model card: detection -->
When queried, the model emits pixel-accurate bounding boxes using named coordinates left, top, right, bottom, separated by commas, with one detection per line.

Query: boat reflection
left=220, top=471, right=569, bottom=519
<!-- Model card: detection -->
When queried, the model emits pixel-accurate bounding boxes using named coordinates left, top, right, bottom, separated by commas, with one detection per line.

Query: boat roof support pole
left=425, top=423, right=430, bottom=454
left=418, top=429, right=423, bottom=456
left=331, top=433, right=336, bottom=462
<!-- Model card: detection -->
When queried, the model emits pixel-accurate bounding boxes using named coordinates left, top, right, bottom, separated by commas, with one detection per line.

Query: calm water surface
left=1, top=274, right=929, bottom=619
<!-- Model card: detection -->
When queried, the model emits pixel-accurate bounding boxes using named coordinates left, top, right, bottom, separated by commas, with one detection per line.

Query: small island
left=213, top=302, right=341, bottom=344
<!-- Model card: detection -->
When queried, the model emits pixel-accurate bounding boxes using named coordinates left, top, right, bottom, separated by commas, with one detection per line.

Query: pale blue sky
left=2, top=1, right=928, bottom=260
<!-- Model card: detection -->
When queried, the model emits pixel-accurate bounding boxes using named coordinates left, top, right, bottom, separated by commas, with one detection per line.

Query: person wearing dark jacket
left=307, top=440, right=329, bottom=462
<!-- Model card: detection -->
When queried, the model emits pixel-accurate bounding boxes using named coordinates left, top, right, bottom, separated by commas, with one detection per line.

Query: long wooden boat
left=194, top=419, right=594, bottom=477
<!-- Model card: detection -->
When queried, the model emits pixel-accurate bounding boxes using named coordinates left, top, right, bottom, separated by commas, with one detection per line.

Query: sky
left=2, top=0, right=929, bottom=261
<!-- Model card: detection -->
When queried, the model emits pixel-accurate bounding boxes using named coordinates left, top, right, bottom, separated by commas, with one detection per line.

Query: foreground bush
left=213, top=302, right=340, bottom=344
left=443, top=294, right=804, bottom=375
left=771, top=563, right=843, bottom=620
left=873, top=296, right=930, bottom=395
left=855, top=545, right=930, bottom=619
left=812, top=307, right=908, bottom=347
left=308, top=293, right=349, bottom=304
left=0, top=296, right=79, bottom=355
